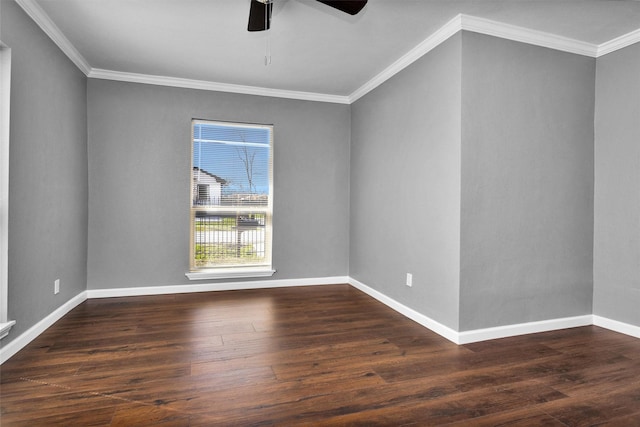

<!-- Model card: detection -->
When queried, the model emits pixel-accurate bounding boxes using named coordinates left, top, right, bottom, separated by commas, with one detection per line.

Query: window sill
left=0, top=320, right=16, bottom=340
left=186, top=268, right=276, bottom=281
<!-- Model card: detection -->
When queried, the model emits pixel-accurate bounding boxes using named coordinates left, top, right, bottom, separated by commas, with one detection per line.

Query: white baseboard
left=457, top=315, right=594, bottom=344
left=348, top=277, right=460, bottom=344
left=0, top=277, right=347, bottom=364
left=3, top=277, right=640, bottom=365
left=348, top=277, right=602, bottom=345
left=86, top=276, right=350, bottom=299
left=0, top=291, right=87, bottom=364
left=593, top=315, right=640, bottom=339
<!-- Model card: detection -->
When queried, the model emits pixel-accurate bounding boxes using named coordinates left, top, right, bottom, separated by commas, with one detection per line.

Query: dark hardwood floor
left=2, top=284, right=640, bottom=426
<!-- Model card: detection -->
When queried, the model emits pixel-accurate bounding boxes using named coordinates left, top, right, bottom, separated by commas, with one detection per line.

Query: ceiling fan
left=248, top=0, right=368, bottom=31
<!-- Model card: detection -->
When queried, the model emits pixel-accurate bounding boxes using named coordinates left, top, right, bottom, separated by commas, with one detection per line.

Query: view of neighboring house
left=192, top=166, right=226, bottom=206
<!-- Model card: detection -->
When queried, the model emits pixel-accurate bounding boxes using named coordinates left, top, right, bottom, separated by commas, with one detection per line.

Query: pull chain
left=264, top=10, right=271, bottom=65
left=265, top=33, right=271, bottom=65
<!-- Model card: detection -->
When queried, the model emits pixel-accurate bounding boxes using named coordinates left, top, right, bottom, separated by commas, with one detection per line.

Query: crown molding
left=460, top=14, right=599, bottom=58
left=16, top=1, right=640, bottom=105
left=15, top=0, right=91, bottom=75
left=597, top=27, right=640, bottom=57
left=349, top=13, right=601, bottom=102
left=348, top=14, right=462, bottom=103
left=88, top=68, right=351, bottom=104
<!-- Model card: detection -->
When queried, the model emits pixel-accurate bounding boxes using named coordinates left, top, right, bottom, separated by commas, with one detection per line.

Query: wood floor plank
left=2, top=284, right=640, bottom=426
left=0, top=381, right=119, bottom=425
left=444, top=406, right=568, bottom=426
left=1, top=406, right=116, bottom=427
left=297, top=384, right=535, bottom=426
left=109, top=403, right=190, bottom=427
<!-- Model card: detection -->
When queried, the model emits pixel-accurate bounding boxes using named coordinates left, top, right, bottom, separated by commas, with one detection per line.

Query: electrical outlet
left=54, top=279, right=60, bottom=295
left=406, top=273, right=413, bottom=287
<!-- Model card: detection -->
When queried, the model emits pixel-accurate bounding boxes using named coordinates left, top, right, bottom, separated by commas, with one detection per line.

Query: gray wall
left=594, top=42, right=640, bottom=326
left=5, top=0, right=640, bottom=351
left=87, top=79, right=350, bottom=289
left=1, top=0, right=88, bottom=344
left=350, top=34, right=462, bottom=330
left=459, top=33, right=595, bottom=330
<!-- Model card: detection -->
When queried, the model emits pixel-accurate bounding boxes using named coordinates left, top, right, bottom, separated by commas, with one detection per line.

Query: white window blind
left=190, top=120, right=273, bottom=272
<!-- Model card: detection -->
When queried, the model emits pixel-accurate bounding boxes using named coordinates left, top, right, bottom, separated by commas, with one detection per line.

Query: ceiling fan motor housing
left=248, top=0, right=273, bottom=32
left=248, top=0, right=367, bottom=32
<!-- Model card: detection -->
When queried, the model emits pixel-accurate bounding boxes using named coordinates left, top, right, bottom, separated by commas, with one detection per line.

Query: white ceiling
left=21, top=0, right=640, bottom=100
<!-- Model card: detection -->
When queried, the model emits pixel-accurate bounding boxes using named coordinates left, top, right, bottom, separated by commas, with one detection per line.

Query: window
left=187, top=120, right=274, bottom=279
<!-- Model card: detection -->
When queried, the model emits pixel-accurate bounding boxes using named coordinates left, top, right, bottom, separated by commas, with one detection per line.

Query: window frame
left=0, top=43, right=15, bottom=338
left=186, top=119, right=275, bottom=280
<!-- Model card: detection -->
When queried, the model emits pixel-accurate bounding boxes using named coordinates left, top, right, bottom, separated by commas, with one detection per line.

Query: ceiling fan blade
left=248, top=0, right=273, bottom=32
left=316, top=0, right=367, bottom=15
